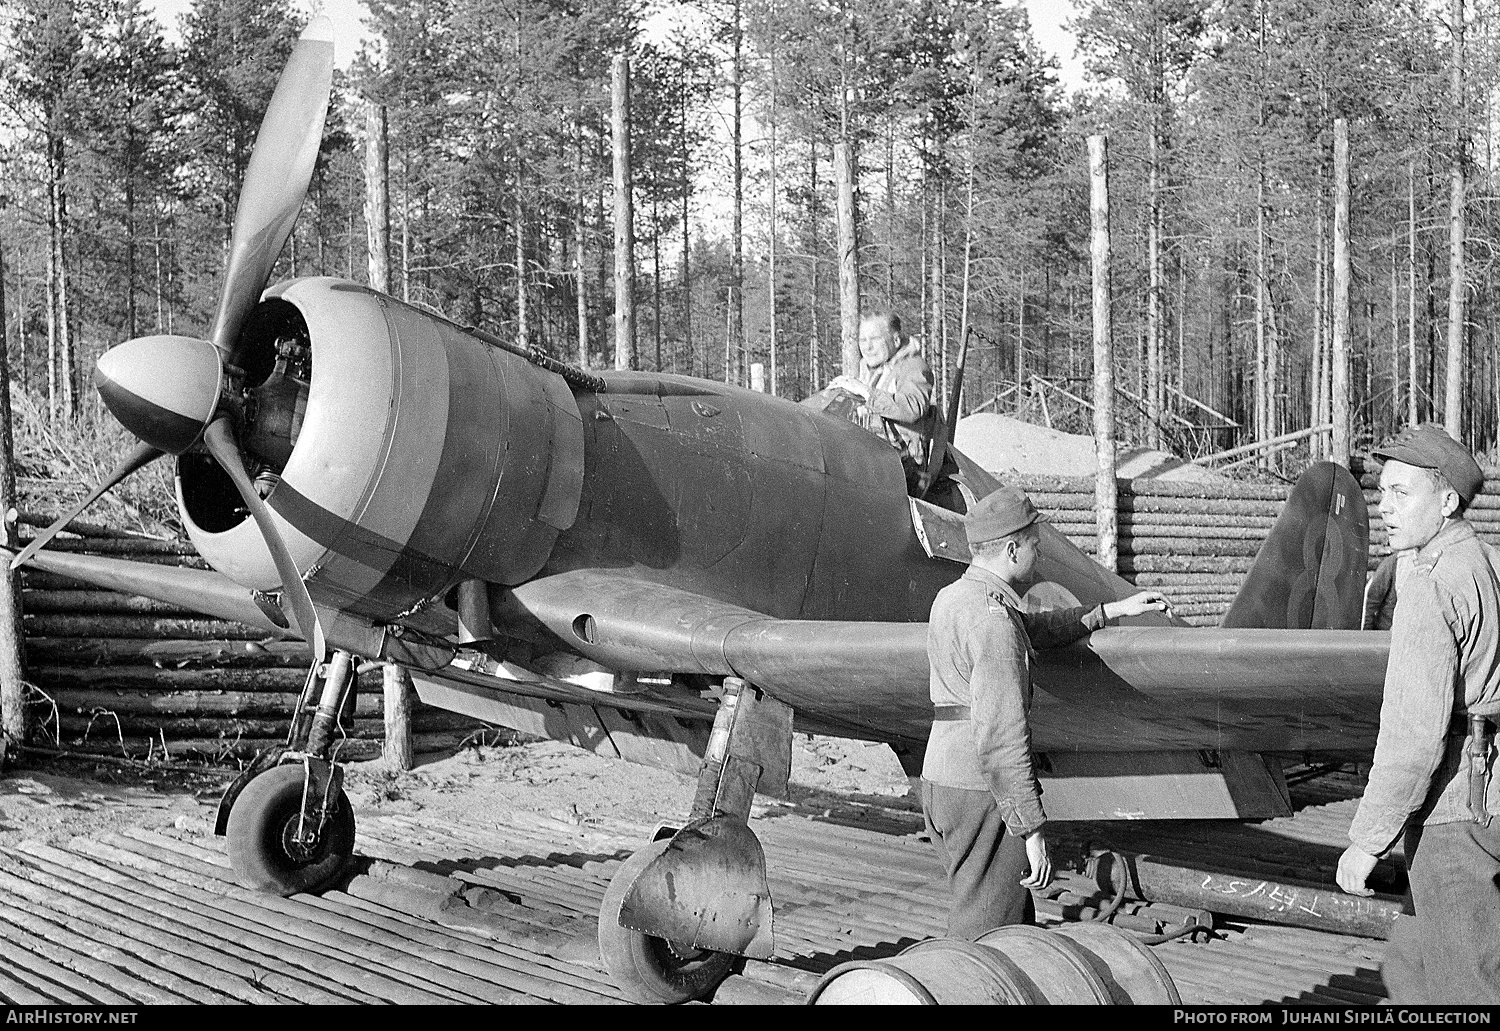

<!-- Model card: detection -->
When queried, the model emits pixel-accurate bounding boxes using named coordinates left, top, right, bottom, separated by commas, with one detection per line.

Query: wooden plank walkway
left=0, top=791, right=1387, bottom=1005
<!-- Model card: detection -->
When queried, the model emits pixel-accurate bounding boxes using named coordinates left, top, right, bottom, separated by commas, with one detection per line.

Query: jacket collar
left=963, top=565, right=1024, bottom=608
left=1417, top=518, right=1477, bottom=563
left=861, top=338, right=923, bottom=380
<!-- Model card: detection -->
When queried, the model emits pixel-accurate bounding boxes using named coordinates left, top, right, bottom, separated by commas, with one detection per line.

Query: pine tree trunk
left=0, top=227, right=22, bottom=766
left=730, top=0, right=744, bottom=387
left=1408, top=160, right=1419, bottom=427
left=1255, top=174, right=1268, bottom=466
left=808, top=141, right=820, bottom=391
left=679, top=63, right=692, bottom=374
left=836, top=139, right=859, bottom=377
left=768, top=39, right=779, bottom=396
left=1147, top=104, right=1163, bottom=450
left=364, top=104, right=391, bottom=294
left=611, top=55, right=635, bottom=372
left=1332, top=119, right=1352, bottom=466
left=575, top=123, right=589, bottom=368
left=1089, top=135, right=1117, bottom=573
left=1446, top=0, right=1467, bottom=439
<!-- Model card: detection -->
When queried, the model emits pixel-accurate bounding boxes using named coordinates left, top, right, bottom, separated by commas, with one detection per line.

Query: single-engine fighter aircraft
left=10, top=18, right=1394, bottom=1004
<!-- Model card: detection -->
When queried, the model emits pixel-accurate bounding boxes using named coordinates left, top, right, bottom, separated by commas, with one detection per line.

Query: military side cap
left=1373, top=423, right=1485, bottom=503
left=966, top=485, right=1041, bottom=547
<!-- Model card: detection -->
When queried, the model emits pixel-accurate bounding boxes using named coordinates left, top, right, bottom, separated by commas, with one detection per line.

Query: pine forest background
left=2, top=0, right=1498, bottom=521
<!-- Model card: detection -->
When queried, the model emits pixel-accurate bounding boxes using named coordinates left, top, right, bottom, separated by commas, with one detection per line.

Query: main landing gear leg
left=599, top=677, right=794, bottom=1004
left=215, top=650, right=359, bottom=896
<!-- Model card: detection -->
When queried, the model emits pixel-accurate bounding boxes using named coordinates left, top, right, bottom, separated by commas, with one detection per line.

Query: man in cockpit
left=828, top=312, right=936, bottom=495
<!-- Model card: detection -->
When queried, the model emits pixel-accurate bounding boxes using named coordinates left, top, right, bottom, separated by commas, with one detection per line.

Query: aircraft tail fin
left=1220, top=461, right=1369, bottom=630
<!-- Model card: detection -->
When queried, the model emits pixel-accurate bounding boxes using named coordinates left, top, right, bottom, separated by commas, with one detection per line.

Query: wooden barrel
left=808, top=923, right=1180, bottom=1005
left=807, top=937, right=1052, bottom=1004
left=971, top=925, right=1115, bottom=1003
left=1045, top=922, right=1181, bottom=1004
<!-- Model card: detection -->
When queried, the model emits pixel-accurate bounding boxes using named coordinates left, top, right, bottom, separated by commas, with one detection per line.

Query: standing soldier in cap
left=922, top=484, right=1172, bottom=937
left=1337, top=423, right=1500, bottom=1002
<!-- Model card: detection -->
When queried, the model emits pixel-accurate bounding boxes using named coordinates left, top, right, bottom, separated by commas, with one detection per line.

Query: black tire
left=226, top=764, right=355, bottom=896
left=598, top=839, right=736, bottom=1004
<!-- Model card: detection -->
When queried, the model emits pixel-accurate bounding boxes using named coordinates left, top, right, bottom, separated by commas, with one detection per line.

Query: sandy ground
left=955, top=412, right=1224, bottom=482
left=0, top=733, right=916, bottom=852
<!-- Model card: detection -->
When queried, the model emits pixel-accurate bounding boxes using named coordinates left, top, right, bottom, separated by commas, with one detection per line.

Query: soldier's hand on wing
left=1335, top=844, right=1378, bottom=897
left=1019, top=830, right=1053, bottom=890
left=828, top=374, right=870, bottom=400
left=1104, top=591, right=1174, bottom=620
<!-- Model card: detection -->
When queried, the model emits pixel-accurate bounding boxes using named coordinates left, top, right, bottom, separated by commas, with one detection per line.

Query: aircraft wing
left=502, top=570, right=1388, bottom=755
left=18, top=552, right=1388, bottom=759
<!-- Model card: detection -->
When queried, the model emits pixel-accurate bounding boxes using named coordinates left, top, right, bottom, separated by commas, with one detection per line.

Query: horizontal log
left=1049, top=529, right=1267, bottom=554
left=1012, top=475, right=1291, bottom=501
left=1116, top=555, right=1254, bottom=574
left=55, top=711, right=482, bottom=738
left=1127, top=570, right=1247, bottom=583
left=24, top=638, right=307, bottom=668
left=1171, top=603, right=1231, bottom=616
left=1032, top=494, right=1285, bottom=517
left=19, top=537, right=197, bottom=556
left=24, top=615, right=267, bottom=640
left=32, top=667, right=312, bottom=692
left=46, top=688, right=383, bottom=718
left=15, top=511, right=163, bottom=540
left=39, top=728, right=492, bottom=762
left=21, top=591, right=203, bottom=616
left=1049, top=517, right=1278, bottom=536
left=1116, top=538, right=1264, bottom=558
left=40, top=735, right=382, bottom=762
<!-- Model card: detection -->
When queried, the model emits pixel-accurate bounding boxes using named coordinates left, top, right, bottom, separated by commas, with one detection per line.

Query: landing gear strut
left=217, top=649, right=359, bottom=896
left=599, top=677, right=793, bottom=1004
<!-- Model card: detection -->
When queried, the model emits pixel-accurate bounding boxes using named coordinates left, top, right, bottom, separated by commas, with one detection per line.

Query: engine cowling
left=178, top=276, right=584, bottom=627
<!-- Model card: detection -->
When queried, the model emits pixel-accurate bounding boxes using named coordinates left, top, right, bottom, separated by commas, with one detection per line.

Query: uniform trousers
left=921, top=780, right=1034, bottom=939
left=1382, top=819, right=1500, bottom=1003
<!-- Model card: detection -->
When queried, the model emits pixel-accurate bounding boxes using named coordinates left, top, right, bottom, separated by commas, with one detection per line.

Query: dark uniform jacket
left=922, top=566, right=1105, bottom=836
left=1350, top=520, right=1500, bottom=857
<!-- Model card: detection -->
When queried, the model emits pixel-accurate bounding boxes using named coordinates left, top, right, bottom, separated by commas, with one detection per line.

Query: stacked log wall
left=19, top=538, right=489, bottom=762
left=1016, top=461, right=1500, bottom=627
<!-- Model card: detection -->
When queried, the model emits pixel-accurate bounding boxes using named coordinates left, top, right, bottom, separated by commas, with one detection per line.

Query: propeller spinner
left=13, top=18, right=336, bottom=664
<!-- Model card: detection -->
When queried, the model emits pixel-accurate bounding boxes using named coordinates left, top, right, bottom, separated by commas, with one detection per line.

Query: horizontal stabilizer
left=1221, top=462, right=1369, bottom=630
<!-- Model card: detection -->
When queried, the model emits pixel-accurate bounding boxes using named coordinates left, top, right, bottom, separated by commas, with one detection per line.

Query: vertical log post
left=611, top=54, right=636, bottom=372
left=1331, top=118, right=1352, bottom=467
left=835, top=139, right=860, bottom=377
left=382, top=663, right=414, bottom=771
left=0, top=221, right=22, bottom=768
left=1088, top=135, right=1118, bottom=573
left=364, top=103, right=390, bottom=294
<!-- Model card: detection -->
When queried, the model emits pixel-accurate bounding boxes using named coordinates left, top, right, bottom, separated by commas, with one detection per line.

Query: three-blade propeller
left=14, top=17, right=336, bottom=665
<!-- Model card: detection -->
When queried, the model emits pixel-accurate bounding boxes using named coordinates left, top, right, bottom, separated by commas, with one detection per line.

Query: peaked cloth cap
left=966, top=486, right=1041, bottom=548
left=1373, top=423, right=1485, bottom=504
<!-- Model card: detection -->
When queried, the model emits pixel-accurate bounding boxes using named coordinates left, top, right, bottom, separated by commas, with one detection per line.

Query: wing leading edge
left=21, top=550, right=1389, bottom=758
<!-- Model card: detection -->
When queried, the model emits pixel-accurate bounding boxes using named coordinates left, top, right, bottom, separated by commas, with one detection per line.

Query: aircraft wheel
left=227, top=764, right=355, bottom=896
left=598, top=839, right=736, bottom=1004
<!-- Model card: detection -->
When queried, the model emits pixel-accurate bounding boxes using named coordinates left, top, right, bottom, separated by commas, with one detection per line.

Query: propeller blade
left=202, top=416, right=326, bottom=663
left=210, top=16, right=335, bottom=358
left=9, top=441, right=164, bottom=570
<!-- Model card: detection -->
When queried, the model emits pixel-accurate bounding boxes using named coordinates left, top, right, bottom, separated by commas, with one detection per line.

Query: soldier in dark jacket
left=922, top=486, right=1171, bottom=937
